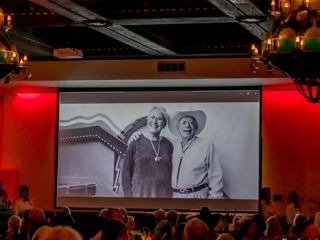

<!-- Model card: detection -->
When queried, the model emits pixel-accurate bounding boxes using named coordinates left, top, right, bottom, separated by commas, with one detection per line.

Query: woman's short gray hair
left=148, top=105, right=169, bottom=127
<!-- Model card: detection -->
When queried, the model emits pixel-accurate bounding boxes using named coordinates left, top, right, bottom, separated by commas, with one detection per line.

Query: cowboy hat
left=168, top=110, right=206, bottom=137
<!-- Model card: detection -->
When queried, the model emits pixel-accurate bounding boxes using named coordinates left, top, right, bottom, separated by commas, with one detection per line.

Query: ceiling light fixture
left=0, top=8, right=28, bottom=82
left=251, top=0, right=320, bottom=103
left=236, top=15, right=267, bottom=23
left=81, top=19, right=112, bottom=27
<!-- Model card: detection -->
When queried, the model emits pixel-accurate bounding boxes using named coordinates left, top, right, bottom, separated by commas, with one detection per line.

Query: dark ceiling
left=2, top=0, right=273, bottom=61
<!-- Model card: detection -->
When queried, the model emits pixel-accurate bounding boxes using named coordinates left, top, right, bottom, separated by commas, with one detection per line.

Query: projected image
left=121, top=107, right=225, bottom=199
left=57, top=90, right=260, bottom=210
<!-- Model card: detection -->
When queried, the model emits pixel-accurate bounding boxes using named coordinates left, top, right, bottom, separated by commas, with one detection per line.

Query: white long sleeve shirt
left=171, top=136, right=224, bottom=198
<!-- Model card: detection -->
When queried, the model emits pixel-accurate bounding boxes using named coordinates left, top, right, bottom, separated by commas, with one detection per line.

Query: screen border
left=55, top=86, right=263, bottom=213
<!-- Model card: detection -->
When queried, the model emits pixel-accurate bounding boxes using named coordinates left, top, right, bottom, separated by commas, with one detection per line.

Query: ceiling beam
left=13, top=16, right=237, bottom=27
left=7, top=28, right=53, bottom=57
left=113, top=16, right=237, bottom=26
left=29, top=0, right=177, bottom=56
left=207, top=0, right=272, bottom=40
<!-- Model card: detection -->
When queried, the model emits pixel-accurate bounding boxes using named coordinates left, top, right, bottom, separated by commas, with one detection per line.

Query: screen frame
left=55, top=86, right=262, bottom=213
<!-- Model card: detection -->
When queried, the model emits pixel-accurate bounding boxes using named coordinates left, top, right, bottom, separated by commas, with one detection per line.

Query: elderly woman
left=122, top=106, right=173, bottom=198
left=168, top=110, right=224, bottom=199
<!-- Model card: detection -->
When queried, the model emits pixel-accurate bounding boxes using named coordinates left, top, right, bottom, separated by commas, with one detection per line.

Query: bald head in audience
left=183, top=217, right=210, bottom=240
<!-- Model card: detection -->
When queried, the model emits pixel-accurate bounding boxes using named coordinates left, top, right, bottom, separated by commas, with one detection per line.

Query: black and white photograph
left=57, top=90, right=260, bottom=210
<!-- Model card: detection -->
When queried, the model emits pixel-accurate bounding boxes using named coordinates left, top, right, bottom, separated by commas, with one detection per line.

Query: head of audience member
left=260, top=188, right=271, bottom=205
left=153, top=209, right=166, bottom=224
left=166, top=210, right=179, bottom=228
left=252, top=214, right=266, bottom=237
left=7, top=215, right=22, bottom=234
left=27, top=208, right=49, bottom=238
left=216, top=233, right=235, bottom=240
left=58, top=206, right=72, bottom=215
left=107, top=208, right=125, bottom=222
left=290, top=219, right=319, bottom=239
left=198, top=207, right=212, bottom=229
left=264, top=216, right=282, bottom=240
left=288, top=191, right=300, bottom=208
left=93, top=208, right=110, bottom=231
left=101, top=219, right=129, bottom=240
left=0, top=188, right=9, bottom=204
left=127, top=215, right=135, bottom=231
left=120, top=208, right=128, bottom=224
left=292, top=213, right=307, bottom=226
left=28, top=208, right=45, bottom=223
left=153, top=220, right=172, bottom=240
left=212, top=214, right=225, bottom=233
left=183, top=217, right=210, bottom=240
left=100, top=208, right=126, bottom=223
left=45, top=211, right=55, bottom=226
left=31, top=225, right=52, bottom=240
left=94, top=207, right=126, bottom=235
left=45, top=226, right=82, bottom=240
left=52, top=213, right=75, bottom=227
left=98, top=208, right=110, bottom=219
left=173, top=223, right=185, bottom=240
left=199, top=207, right=210, bottom=216
left=236, top=218, right=258, bottom=240
left=231, top=215, right=242, bottom=232
left=19, top=185, right=30, bottom=201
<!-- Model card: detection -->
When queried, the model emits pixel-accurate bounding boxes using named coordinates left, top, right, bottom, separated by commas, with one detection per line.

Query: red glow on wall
left=14, top=93, right=42, bottom=99
left=262, top=88, right=320, bottom=130
left=12, top=92, right=56, bottom=112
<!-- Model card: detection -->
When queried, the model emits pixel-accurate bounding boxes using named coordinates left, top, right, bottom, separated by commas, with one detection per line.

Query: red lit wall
left=1, top=91, right=57, bottom=210
left=0, top=168, right=18, bottom=202
left=262, top=86, right=320, bottom=215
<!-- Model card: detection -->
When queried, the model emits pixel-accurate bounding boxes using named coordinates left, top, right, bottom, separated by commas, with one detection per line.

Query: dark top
left=122, top=135, right=173, bottom=198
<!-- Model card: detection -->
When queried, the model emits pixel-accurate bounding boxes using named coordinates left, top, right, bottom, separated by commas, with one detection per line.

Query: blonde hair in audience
left=7, top=215, right=22, bottom=234
left=216, top=233, right=235, bottom=240
left=31, top=226, right=52, bottom=240
left=45, top=226, right=82, bottom=240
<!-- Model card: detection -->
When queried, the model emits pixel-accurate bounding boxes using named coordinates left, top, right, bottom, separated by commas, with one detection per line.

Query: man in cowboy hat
left=168, top=110, right=224, bottom=199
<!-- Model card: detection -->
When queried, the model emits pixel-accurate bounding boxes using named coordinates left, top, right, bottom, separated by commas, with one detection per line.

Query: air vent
left=53, top=48, right=83, bottom=59
left=157, top=62, right=185, bottom=72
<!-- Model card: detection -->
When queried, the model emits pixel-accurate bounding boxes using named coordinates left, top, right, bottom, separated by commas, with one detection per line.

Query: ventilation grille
left=157, top=62, right=185, bottom=72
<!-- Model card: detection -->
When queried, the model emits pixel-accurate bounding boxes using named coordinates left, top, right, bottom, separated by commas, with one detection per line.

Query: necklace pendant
left=154, top=156, right=162, bottom=162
